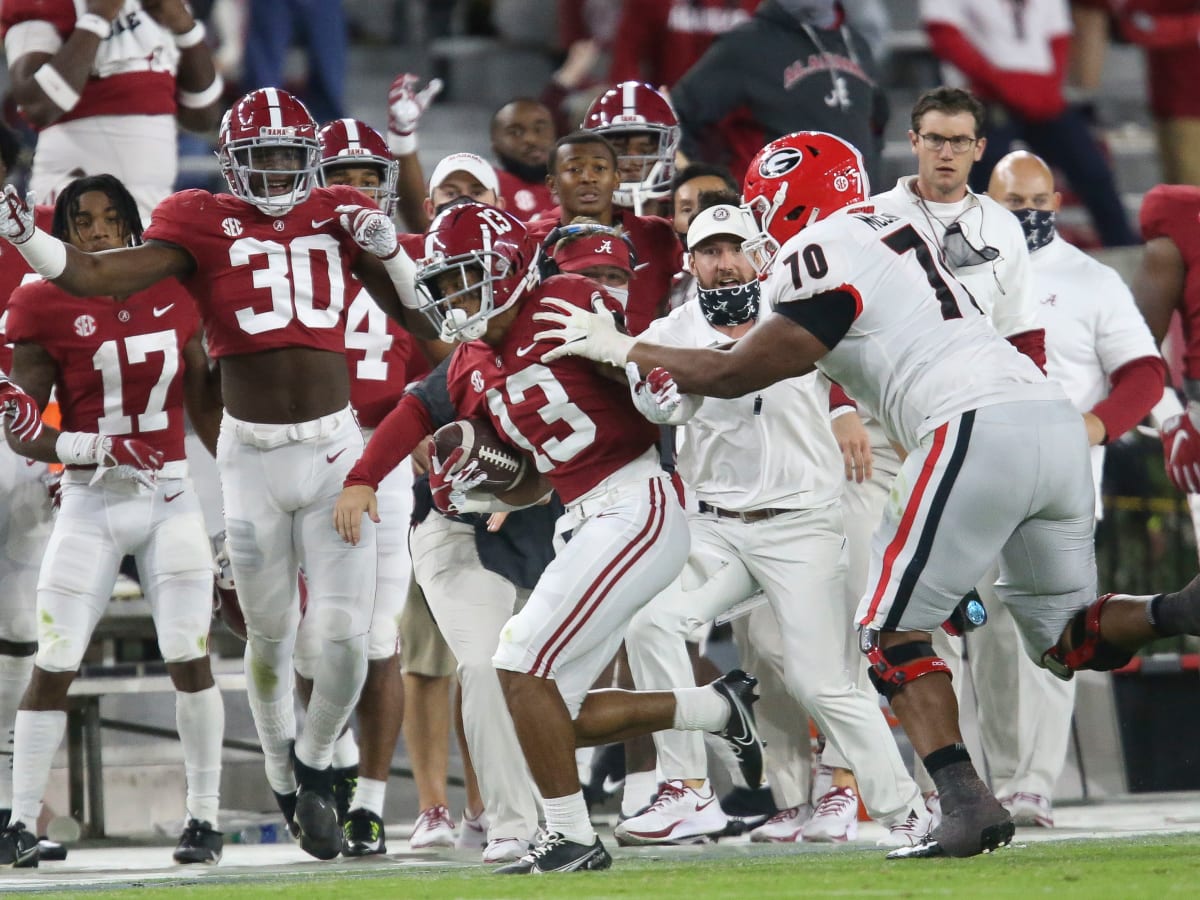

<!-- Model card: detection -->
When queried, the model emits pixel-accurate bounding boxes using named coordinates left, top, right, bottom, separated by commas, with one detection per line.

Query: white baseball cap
left=428, top=152, right=500, bottom=197
left=686, top=204, right=757, bottom=250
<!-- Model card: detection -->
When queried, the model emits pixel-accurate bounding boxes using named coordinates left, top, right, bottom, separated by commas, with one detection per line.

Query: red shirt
left=5, top=278, right=198, bottom=462
left=497, top=170, right=556, bottom=223
left=445, top=274, right=660, bottom=503
left=529, top=208, right=682, bottom=335
left=1141, top=184, right=1200, bottom=380
left=0, top=206, right=53, bottom=372
left=608, top=0, right=757, bottom=87
left=143, top=186, right=367, bottom=359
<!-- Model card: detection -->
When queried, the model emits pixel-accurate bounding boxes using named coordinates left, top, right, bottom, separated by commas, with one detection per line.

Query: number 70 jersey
left=764, top=206, right=1057, bottom=452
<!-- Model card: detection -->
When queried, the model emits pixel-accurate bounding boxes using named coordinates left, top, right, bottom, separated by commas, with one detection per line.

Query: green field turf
left=36, top=833, right=1200, bottom=899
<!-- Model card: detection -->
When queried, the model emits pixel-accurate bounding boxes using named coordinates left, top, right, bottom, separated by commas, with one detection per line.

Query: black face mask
left=698, top=281, right=760, bottom=327
left=496, top=150, right=547, bottom=186
left=942, top=221, right=1001, bottom=269
left=1016, top=208, right=1056, bottom=253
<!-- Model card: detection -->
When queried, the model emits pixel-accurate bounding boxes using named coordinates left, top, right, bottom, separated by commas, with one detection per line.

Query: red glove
left=1161, top=407, right=1200, bottom=493
left=104, top=436, right=165, bottom=472
left=0, top=376, right=43, bottom=442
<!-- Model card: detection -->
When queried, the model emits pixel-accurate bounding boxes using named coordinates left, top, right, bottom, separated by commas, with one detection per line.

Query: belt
left=225, top=407, right=352, bottom=450
left=698, top=501, right=792, bottom=523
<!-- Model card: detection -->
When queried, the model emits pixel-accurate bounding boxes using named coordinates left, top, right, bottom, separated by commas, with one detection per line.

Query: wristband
left=178, top=73, right=224, bottom=108
left=55, top=431, right=104, bottom=466
left=33, top=64, right=81, bottom=113
left=830, top=405, right=858, bottom=420
left=14, top=228, right=68, bottom=279
left=387, top=130, right=417, bottom=157
left=75, top=13, right=112, bottom=39
left=173, top=21, right=207, bottom=49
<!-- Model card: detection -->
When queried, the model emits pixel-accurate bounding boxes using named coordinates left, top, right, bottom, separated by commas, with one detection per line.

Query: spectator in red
left=920, top=0, right=1138, bottom=246
left=608, top=0, right=758, bottom=88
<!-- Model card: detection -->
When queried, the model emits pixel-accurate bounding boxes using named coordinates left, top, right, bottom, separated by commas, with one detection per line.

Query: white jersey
left=642, top=301, right=843, bottom=512
left=872, top=178, right=1039, bottom=339
left=763, top=206, right=1062, bottom=452
left=1033, top=234, right=1163, bottom=517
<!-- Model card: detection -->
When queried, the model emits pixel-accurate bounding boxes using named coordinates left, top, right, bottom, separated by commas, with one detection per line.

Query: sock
left=332, top=730, right=360, bottom=770
left=350, top=776, right=386, bottom=817
left=11, top=709, right=66, bottom=828
left=0, top=654, right=34, bottom=810
left=296, top=637, right=366, bottom=770
left=542, top=791, right=594, bottom=846
left=1147, top=589, right=1200, bottom=637
left=672, top=685, right=729, bottom=732
left=176, top=685, right=224, bottom=826
left=244, top=642, right=297, bottom=794
left=621, top=770, right=658, bottom=817
left=923, top=745, right=992, bottom=810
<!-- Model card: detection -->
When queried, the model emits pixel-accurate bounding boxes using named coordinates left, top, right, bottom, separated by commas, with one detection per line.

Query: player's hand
left=140, top=0, right=195, bottom=32
left=95, top=437, right=164, bottom=489
left=831, top=411, right=873, bottom=483
left=387, top=74, right=443, bottom=155
left=335, top=203, right=400, bottom=259
left=626, top=362, right=690, bottom=424
left=333, top=484, right=380, bottom=545
left=0, top=375, right=44, bottom=442
left=1161, top=405, right=1200, bottom=493
left=535, top=296, right=637, bottom=367
left=428, top=442, right=489, bottom=515
left=0, top=186, right=37, bottom=246
left=41, top=470, right=62, bottom=510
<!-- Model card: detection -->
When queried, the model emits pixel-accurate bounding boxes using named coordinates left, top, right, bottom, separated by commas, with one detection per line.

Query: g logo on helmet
left=758, top=146, right=805, bottom=179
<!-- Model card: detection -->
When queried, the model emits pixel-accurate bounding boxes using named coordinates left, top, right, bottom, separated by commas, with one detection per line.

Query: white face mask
left=603, top=285, right=630, bottom=308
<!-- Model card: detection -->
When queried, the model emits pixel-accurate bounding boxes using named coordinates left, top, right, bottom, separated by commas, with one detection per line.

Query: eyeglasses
left=943, top=221, right=1000, bottom=268
left=917, top=133, right=978, bottom=154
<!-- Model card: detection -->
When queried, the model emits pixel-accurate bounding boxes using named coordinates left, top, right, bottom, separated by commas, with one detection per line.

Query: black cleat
left=332, top=764, right=358, bottom=825
left=173, top=819, right=224, bottom=864
left=293, top=752, right=342, bottom=860
left=37, top=837, right=68, bottom=861
left=0, top=822, right=40, bottom=868
left=887, top=797, right=1014, bottom=860
left=720, top=785, right=778, bottom=834
left=274, top=789, right=301, bottom=840
left=342, top=808, right=386, bottom=857
left=494, top=831, right=612, bottom=874
left=710, top=670, right=765, bottom=789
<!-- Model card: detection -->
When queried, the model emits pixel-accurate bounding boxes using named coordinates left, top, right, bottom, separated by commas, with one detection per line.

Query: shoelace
left=813, top=789, right=856, bottom=818
left=527, top=831, right=567, bottom=860
left=765, top=805, right=804, bottom=825
left=417, top=806, right=454, bottom=831
left=890, top=810, right=923, bottom=834
left=646, top=781, right=690, bottom=811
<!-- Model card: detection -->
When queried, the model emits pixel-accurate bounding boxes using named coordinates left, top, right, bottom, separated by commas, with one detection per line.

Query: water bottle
left=238, top=825, right=262, bottom=845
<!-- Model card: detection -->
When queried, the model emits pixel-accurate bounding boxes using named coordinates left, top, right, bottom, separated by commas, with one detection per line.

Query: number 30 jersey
left=765, top=206, right=1060, bottom=452
left=445, top=274, right=660, bottom=504
left=143, top=186, right=367, bottom=359
left=5, top=279, right=199, bottom=462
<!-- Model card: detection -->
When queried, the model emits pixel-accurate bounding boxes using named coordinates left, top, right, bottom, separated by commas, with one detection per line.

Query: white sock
left=621, top=770, right=658, bottom=816
left=296, top=637, right=366, bottom=770
left=244, top=644, right=297, bottom=794
left=672, top=686, right=729, bottom=732
left=542, top=791, right=594, bottom=846
left=0, top=654, right=34, bottom=810
left=176, top=685, right=223, bottom=826
left=575, top=746, right=595, bottom=784
left=350, top=776, right=386, bottom=816
left=332, top=730, right=360, bottom=770
left=11, top=709, right=66, bottom=827
left=297, top=690, right=352, bottom=771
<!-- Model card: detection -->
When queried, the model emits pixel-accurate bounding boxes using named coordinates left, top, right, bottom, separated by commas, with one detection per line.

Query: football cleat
left=999, top=792, right=1054, bottom=828
left=483, top=836, right=530, bottom=864
left=331, top=764, right=358, bottom=825
left=803, top=786, right=860, bottom=842
left=889, top=795, right=1014, bottom=859
left=409, top=804, right=456, bottom=849
left=293, top=753, right=342, bottom=860
left=614, top=780, right=728, bottom=846
left=342, top=808, right=386, bottom=857
left=749, top=804, right=812, bottom=843
left=720, top=784, right=778, bottom=833
left=173, top=819, right=224, bottom=864
left=709, top=670, right=765, bottom=789
left=456, top=809, right=489, bottom=850
left=494, top=831, right=612, bottom=875
left=273, top=788, right=301, bottom=840
left=0, top=821, right=39, bottom=868
left=878, top=804, right=934, bottom=848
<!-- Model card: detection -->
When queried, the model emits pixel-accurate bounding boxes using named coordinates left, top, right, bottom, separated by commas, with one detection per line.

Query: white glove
left=625, top=362, right=695, bottom=425
left=534, top=296, right=637, bottom=367
left=387, top=73, right=443, bottom=156
left=336, top=203, right=399, bottom=259
left=0, top=186, right=36, bottom=245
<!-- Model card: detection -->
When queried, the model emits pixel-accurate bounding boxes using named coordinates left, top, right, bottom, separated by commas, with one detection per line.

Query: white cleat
left=877, top=803, right=934, bottom=847
left=999, top=792, right=1054, bottom=828
left=456, top=809, right=488, bottom=850
left=482, top=836, right=530, bottom=864
left=614, top=780, right=729, bottom=846
left=409, top=805, right=456, bottom=849
left=802, top=786, right=859, bottom=842
left=749, top=804, right=812, bottom=843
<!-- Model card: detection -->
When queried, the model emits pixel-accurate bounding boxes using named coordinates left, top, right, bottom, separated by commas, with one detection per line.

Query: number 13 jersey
left=764, top=206, right=1060, bottom=452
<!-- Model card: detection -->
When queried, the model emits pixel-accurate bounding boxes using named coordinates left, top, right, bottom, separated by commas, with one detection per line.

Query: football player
left=0, top=174, right=225, bottom=867
left=535, top=130, right=1200, bottom=859
left=0, top=87, right=430, bottom=862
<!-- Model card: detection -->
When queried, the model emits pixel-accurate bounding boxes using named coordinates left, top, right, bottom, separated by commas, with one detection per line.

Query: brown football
left=431, top=418, right=529, bottom=493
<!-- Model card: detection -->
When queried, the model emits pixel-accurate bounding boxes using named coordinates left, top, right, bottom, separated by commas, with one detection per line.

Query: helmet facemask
left=415, top=245, right=536, bottom=343
left=605, top=125, right=679, bottom=208
left=221, top=137, right=321, bottom=216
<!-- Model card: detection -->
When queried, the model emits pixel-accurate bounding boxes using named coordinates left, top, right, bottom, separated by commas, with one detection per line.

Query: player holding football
left=0, top=174, right=225, bottom=867
left=535, top=130, right=1200, bottom=859
left=0, top=87, right=429, bottom=862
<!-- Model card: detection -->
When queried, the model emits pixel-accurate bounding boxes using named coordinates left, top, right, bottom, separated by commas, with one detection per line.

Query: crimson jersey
left=143, top=186, right=367, bottom=359
left=444, top=274, right=660, bottom=504
left=1141, top=184, right=1200, bottom=380
left=5, top=278, right=198, bottom=462
left=496, top=170, right=556, bottom=223
left=0, top=206, right=54, bottom=372
left=528, top=209, right=682, bottom=335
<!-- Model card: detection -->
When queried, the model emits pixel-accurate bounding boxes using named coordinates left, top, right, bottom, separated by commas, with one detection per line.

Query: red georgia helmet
left=582, top=81, right=680, bottom=206
left=317, top=118, right=399, bottom=217
left=217, top=88, right=321, bottom=215
left=416, top=202, right=540, bottom=342
left=740, top=131, right=870, bottom=274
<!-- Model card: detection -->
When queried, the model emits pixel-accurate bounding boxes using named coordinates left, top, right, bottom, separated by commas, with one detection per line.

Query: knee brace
left=1042, top=594, right=1134, bottom=681
left=860, top=628, right=951, bottom=700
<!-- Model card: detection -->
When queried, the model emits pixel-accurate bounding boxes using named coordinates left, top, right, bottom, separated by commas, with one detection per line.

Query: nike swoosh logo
left=515, top=343, right=539, bottom=357
left=312, top=217, right=335, bottom=228
left=152, top=304, right=174, bottom=317
left=695, top=797, right=715, bottom=812
left=164, top=491, right=184, bottom=502
left=326, top=448, right=347, bottom=464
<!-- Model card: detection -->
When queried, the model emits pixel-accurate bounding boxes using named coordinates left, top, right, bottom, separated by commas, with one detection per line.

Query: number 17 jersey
left=765, top=207, right=1060, bottom=452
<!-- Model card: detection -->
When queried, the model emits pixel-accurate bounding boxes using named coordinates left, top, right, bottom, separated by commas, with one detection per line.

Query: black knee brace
left=860, top=629, right=952, bottom=700
left=0, top=638, right=37, bottom=657
left=1042, top=594, right=1134, bottom=681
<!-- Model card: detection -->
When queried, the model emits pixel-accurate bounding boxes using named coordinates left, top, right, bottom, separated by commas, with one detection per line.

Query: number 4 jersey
left=765, top=206, right=1061, bottom=452
left=5, top=279, right=199, bottom=462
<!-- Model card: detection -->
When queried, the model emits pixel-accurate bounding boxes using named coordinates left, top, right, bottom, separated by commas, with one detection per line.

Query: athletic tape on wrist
left=382, top=246, right=421, bottom=310
left=55, top=431, right=104, bottom=466
left=173, top=21, right=206, bottom=49
left=33, top=63, right=81, bottom=112
left=74, top=13, right=112, bottom=39
left=178, top=73, right=224, bottom=108
left=15, top=229, right=68, bottom=279
left=387, top=130, right=417, bottom=157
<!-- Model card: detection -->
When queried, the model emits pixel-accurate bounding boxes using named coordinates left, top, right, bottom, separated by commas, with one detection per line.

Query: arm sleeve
left=1007, top=328, right=1047, bottom=373
left=773, top=288, right=858, bottom=351
left=343, top=392, right=435, bottom=490
left=1090, top=356, right=1168, bottom=443
left=829, top=382, right=858, bottom=412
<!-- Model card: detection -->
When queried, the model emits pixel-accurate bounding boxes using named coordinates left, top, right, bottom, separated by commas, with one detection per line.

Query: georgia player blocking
left=345, top=201, right=766, bottom=875
left=535, top=130, right=1200, bottom=860
left=0, top=87, right=431, bottom=862
left=1, top=174, right=225, bottom=867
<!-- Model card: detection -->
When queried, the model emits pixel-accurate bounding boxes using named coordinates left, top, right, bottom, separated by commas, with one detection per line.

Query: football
left=431, top=418, right=529, bottom=493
